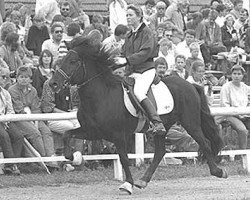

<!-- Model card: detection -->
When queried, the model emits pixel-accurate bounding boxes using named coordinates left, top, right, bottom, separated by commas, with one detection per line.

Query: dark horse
left=49, top=35, right=227, bottom=194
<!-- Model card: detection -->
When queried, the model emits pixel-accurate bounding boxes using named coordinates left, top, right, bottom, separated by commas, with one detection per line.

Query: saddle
left=121, top=75, right=174, bottom=133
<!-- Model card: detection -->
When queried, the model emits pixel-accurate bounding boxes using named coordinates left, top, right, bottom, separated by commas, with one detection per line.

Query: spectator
left=235, top=9, right=249, bottom=47
left=141, top=0, right=156, bottom=25
left=244, top=19, right=250, bottom=53
left=60, top=1, right=71, bottom=18
left=102, top=24, right=129, bottom=56
left=0, top=21, right=16, bottom=45
left=196, top=9, right=227, bottom=68
left=8, top=66, right=57, bottom=162
left=42, top=22, right=64, bottom=62
left=108, top=0, right=127, bottom=33
left=230, top=0, right=244, bottom=20
left=215, top=4, right=227, bottom=27
left=149, top=1, right=167, bottom=33
left=77, top=2, right=90, bottom=29
left=155, top=56, right=168, bottom=78
left=169, top=54, right=189, bottom=79
left=58, top=22, right=81, bottom=59
left=115, top=4, right=166, bottom=135
left=158, top=36, right=176, bottom=70
left=0, top=67, right=23, bottom=175
left=35, top=0, right=60, bottom=25
left=186, top=12, right=203, bottom=31
left=83, top=14, right=109, bottom=41
left=218, top=65, right=250, bottom=150
left=210, top=0, right=222, bottom=9
left=32, top=49, right=54, bottom=99
left=0, top=32, right=23, bottom=74
left=113, top=67, right=126, bottom=77
left=0, top=0, right=5, bottom=25
left=176, top=29, right=203, bottom=61
left=221, top=14, right=239, bottom=51
left=26, top=15, right=50, bottom=56
left=186, top=42, right=203, bottom=75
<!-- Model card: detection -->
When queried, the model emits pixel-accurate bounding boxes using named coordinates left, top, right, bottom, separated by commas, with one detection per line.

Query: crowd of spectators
left=0, top=0, right=250, bottom=174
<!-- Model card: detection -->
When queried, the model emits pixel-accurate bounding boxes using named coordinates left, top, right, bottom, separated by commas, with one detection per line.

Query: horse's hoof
left=221, top=169, right=228, bottom=178
left=119, top=182, right=133, bottom=195
left=72, top=151, right=83, bottom=165
left=134, top=180, right=147, bottom=189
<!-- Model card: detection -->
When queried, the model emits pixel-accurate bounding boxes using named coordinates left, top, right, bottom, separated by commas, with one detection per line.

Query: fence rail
left=0, top=107, right=250, bottom=180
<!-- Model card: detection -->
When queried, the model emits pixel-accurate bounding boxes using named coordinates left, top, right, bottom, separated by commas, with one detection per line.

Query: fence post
left=135, top=133, right=144, bottom=166
left=242, top=153, right=250, bottom=173
left=113, top=157, right=123, bottom=181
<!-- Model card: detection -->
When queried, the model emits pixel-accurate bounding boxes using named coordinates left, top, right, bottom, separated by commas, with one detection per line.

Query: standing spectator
left=0, top=67, right=23, bottom=175
left=26, top=15, right=50, bottom=56
left=8, top=66, right=57, bottom=160
left=102, top=24, right=129, bottom=56
left=60, top=1, right=71, bottom=18
left=219, top=65, right=250, bottom=150
left=149, top=1, right=167, bottom=33
left=108, top=0, right=127, bottom=33
left=35, top=0, right=60, bottom=25
left=169, top=54, right=189, bottom=79
left=0, top=32, right=23, bottom=73
left=141, top=0, right=156, bottom=25
left=230, top=0, right=244, bottom=20
left=32, top=49, right=54, bottom=99
left=42, top=23, right=64, bottom=62
left=115, top=4, right=166, bottom=135
left=83, top=14, right=109, bottom=41
left=215, top=4, right=227, bottom=27
left=221, top=14, right=239, bottom=51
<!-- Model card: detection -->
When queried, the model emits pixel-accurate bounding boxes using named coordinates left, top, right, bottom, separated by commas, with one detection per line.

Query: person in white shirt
left=176, top=29, right=203, bottom=61
left=219, top=65, right=250, bottom=150
left=42, top=23, right=63, bottom=62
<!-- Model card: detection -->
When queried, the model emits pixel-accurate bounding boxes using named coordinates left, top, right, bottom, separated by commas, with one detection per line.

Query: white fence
left=0, top=108, right=250, bottom=180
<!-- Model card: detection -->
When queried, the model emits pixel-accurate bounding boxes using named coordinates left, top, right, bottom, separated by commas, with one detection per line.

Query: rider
left=114, top=4, right=166, bottom=136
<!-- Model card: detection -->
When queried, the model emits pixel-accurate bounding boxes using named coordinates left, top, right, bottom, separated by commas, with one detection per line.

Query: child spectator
left=186, top=42, right=203, bottom=75
left=32, top=49, right=54, bottom=99
left=0, top=67, right=24, bottom=175
left=8, top=66, right=57, bottom=165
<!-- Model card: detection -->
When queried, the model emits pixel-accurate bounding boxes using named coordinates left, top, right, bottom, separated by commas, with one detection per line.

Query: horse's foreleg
left=134, top=135, right=166, bottom=189
left=115, top=140, right=134, bottom=195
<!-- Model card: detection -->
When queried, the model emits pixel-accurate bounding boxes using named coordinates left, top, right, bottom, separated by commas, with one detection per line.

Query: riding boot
left=141, top=98, right=166, bottom=136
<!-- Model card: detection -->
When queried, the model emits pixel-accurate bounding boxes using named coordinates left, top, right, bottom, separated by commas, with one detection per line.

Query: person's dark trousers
left=0, top=122, right=24, bottom=160
left=200, top=43, right=211, bottom=64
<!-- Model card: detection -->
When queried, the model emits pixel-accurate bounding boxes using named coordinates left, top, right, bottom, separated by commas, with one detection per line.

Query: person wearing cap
left=0, top=67, right=24, bottom=175
left=148, top=1, right=168, bottom=33
left=114, top=4, right=166, bottom=136
left=26, top=15, right=50, bottom=57
left=219, top=65, right=250, bottom=150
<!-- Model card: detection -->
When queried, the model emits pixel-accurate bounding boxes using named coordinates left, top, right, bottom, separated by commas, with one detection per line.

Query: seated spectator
left=59, top=1, right=71, bottom=18
left=221, top=14, right=239, bottom=51
left=83, top=14, right=109, bottom=41
left=148, top=1, right=167, bottom=33
left=58, top=22, right=81, bottom=59
left=169, top=54, right=188, bottom=79
left=102, top=24, right=129, bottom=56
left=234, top=8, right=249, bottom=35
left=155, top=56, right=168, bottom=78
left=196, top=9, right=227, bottom=68
left=0, top=32, right=23, bottom=74
left=186, top=42, right=203, bottom=75
left=32, top=49, right=54, bottom=99
left=8, top=67, right=57, bottom=163
left=0, top=21, right=16, bottom=45
left=26, top=15, right=50, bottom=56
left=176, top=29, right=203, bottom=61
left=186, top=12, right=203, bottom=31
left=42, top=22, right=64, bottom=62
left=217, top=65, right=250, bottom=150
left=141, top=0, right=156, bottom=25
left=0, top=67, right=24, bottom=175
left=158, top=37, right=176, bottom=70
left=229, top=0, right=243, bottom=20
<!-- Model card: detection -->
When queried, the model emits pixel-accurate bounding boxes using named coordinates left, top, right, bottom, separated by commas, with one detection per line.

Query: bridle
left=56, top=49, right=110, bottom=89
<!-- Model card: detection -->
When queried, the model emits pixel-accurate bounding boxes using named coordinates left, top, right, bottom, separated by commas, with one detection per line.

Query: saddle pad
left=123, top=81, right=174, bottom=117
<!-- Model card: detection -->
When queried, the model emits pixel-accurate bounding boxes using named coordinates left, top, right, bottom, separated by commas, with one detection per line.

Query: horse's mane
left=71, top=35, right=121, bottom=87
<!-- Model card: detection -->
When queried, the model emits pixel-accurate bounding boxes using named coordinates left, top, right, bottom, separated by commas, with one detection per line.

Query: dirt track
left=0, top=175, right=249, bottom=200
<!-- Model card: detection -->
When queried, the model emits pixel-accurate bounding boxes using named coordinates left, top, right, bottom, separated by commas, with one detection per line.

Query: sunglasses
left=62, top=8, right=69, bottom=11
left=165, top=34, right=173, bottom=37
left=55, top=30, right=63, bottom=34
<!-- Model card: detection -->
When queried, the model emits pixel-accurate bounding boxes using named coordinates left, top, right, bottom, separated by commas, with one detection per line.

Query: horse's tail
left=193, top=84, right=224, bottom=156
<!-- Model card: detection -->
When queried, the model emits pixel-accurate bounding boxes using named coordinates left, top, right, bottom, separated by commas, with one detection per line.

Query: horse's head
left=49, top=49, right=83, bottom=93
